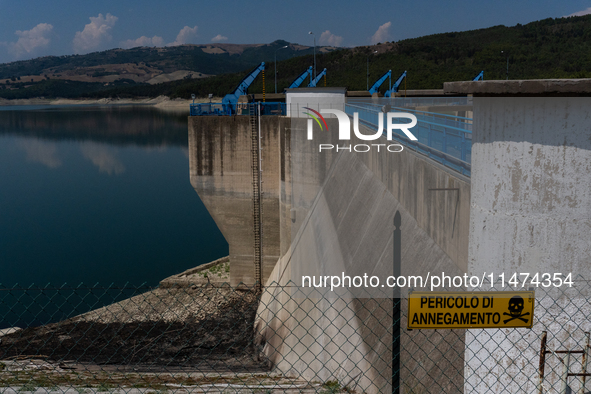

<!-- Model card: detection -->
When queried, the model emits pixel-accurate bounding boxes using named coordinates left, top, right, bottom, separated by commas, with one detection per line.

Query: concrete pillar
left=445, top=80, right=591, bottom=393
left=188, top=116, right=284, bottom=287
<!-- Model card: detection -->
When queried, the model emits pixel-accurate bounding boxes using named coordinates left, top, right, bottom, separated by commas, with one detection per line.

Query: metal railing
left=190, top=102, right=286, bottom=116
left=360, top=96, right=472, bottom=108
left=189, top=102, right=228, bottom=116
left=345, top=100, right=472, bottom=176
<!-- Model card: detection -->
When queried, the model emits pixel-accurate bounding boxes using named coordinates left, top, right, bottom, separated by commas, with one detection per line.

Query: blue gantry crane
left=308, top=68, right=327, bottom=87
left=473, top=71, right=484, bottom=81
left=221, top=62, right=265, bottom=114
left=384, top=71, right=407, bottom=97
left=369, top=70, right=392, bottom=95
left=288, top=66, right=313, bottom=89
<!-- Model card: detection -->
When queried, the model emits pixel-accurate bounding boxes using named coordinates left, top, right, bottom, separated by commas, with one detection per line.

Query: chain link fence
left=0, top=282, right=589, bottom=393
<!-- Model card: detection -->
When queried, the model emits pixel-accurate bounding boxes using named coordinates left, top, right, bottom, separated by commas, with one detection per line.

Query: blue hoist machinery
left=288, top=66, right=313, bottom=89
left=369, top=70, right=392, bottom=95
left=308, top=68, right=327, bottom=87
left=221, top=62, right=265, bottom=114
left=473, top=71, right=484, bottom=81
left=384, top=71, right=407, bottom=97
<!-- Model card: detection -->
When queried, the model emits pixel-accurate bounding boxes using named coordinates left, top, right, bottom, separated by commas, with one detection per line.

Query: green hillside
left=2, top=15, right=591, bottom=100
left=284, top=14, right=591, bottom=90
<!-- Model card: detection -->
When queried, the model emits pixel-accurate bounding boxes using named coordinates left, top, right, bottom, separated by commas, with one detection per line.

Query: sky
left=0, top=0, right=590, bottom=64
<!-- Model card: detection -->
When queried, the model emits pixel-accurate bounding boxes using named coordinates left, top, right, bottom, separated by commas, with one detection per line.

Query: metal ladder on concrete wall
left=250, top=103, right=263, bottom=292
left=539, top=331, right=591, bottom=394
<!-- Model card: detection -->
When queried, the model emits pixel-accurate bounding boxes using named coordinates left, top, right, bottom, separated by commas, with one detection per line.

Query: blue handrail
left=345, top=102, right=472, bottom=176
left=190, top=102, right=286, bottom=116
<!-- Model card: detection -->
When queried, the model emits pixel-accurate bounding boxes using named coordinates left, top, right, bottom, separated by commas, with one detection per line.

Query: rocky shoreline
left=0, top=95, right=223, bottom=113
left=0, top=257, right=265, bottom=372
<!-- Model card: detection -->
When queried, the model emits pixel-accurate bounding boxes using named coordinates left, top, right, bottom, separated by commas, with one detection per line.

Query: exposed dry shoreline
left=0, top=258, right=266, bottom=372
left=0, top=95, right=223, bottom=113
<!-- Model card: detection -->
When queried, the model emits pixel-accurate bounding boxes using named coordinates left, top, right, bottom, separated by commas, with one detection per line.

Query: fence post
left=580, top=332, right=590, bottom=394
left=561, top=352, right=571, bottom=394
left=539, top=331, right=547, bottom=394
left=393, top=211, right=401, bottom=394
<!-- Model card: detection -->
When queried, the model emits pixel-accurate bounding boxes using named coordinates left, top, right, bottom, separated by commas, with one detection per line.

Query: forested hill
left=2, top=15, right=591, bottom=99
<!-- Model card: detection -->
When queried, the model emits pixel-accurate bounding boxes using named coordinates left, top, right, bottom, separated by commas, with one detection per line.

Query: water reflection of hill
left=0, top=106, right=188, bottom=146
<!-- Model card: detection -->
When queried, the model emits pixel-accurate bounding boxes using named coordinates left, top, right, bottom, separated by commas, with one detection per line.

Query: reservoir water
left=0, top=105, right=229, bottom=288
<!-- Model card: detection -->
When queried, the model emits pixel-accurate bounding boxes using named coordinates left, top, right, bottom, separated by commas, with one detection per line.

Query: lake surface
left=0, top=105, right=228, bottom=287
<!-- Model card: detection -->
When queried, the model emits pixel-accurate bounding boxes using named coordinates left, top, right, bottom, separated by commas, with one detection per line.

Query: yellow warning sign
left=407, top=291, right=534, bottom=329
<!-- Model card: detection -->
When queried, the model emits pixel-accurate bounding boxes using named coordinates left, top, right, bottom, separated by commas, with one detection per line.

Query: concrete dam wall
left=190, top=83, right=591, bottom=392
left=188, top=113, right=471, bottom=393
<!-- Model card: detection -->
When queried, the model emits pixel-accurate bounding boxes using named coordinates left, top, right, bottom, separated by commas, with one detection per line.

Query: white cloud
left=565, top=7, right=591, bottom=17
left=370, top=21, right=392, bottom=44
left=7, top=23, right=53, bottom=59
left=73, top=13, right=118, bottom=53
left=168, top=26, right=198, bottom=46
left=152, top=36, right=165, bottom=47
left=16, top=140, right=61, bottom=169
left=80, top=143, right=125, bottom=175
left=120, top=35, right=164, bottom=49
left=319, top=30, right=343, bottom=47
left=211, top=34, right=228, bottom=43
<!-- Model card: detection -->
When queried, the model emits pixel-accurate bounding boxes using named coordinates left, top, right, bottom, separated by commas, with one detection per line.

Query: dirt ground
left=0, top=286, right=268, bottom=373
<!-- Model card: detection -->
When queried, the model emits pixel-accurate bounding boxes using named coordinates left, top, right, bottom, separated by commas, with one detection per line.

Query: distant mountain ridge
left=0, top=40, right=336, bottom=85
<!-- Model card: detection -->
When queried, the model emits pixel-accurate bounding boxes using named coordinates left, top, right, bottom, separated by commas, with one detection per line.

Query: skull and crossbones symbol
left=503, top=295, right=530, bottom=324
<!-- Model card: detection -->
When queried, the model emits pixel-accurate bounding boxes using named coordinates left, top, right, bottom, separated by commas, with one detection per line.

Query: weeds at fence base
left=319, top=380, right=355, bottom=394
left=0, top=369, right=329, bottom=392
